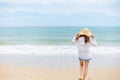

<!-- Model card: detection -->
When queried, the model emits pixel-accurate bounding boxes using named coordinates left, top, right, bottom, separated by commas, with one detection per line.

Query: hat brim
left=79, top=28, right=93, bottom=36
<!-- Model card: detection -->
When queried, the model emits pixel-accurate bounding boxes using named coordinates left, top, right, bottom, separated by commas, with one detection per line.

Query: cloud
left=0, top=0, right=119, bottom=17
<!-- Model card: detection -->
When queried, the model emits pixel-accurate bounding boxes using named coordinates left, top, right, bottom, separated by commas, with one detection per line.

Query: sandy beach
left=0, top=53, right=120, bottom=80
left=0, top=64, right=119, bottom=80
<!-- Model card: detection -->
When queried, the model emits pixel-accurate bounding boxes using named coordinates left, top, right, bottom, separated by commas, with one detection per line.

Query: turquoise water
left=0, top=27, right=120, bottom=46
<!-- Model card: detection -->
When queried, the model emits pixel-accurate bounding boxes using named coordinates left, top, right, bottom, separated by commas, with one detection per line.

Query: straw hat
left=79, top=28, right=93, bottom=36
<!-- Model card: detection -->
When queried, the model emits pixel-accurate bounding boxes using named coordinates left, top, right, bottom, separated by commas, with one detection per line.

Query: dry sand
left=0, top=64, right=120, bottom=80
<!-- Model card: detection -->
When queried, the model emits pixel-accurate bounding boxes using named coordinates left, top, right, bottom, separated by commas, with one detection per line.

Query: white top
left=72, top=35, right=97, bottom=60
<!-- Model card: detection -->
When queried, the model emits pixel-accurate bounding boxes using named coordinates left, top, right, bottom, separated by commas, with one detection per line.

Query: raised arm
left=90, top=37, right=97, bottom=46
left=71, top=35, right=76, bottom=44
left=71, top=33, right=79, bottom=44
left=89, top=33, right=97, bottom=46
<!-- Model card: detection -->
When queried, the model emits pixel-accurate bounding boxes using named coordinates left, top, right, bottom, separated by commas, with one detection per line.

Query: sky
left=0, top=0, right=120, bottom=27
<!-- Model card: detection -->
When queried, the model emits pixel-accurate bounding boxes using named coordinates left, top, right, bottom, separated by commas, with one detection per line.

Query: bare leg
left=79, top=60, right=83, bottom=79
left=83, top=60, right=89, bottom=80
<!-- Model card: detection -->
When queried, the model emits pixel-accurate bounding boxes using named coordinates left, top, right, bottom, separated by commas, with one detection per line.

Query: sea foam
left=0, top=45, right=120, bottom=55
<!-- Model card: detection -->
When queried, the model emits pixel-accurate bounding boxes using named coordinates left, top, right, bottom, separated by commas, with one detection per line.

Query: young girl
left=72, top=28, right=97, bottom=80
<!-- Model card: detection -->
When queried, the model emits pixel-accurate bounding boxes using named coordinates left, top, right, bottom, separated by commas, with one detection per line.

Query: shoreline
left=0, top=54, right=120, bottom=68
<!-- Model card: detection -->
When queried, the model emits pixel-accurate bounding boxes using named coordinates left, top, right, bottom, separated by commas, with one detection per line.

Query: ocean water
left=0, top=26, right=120, bottom=46
left=0, top=26, right=120, bottom=55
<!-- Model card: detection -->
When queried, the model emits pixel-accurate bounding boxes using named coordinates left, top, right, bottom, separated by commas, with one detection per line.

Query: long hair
left=75, top=34, right=90, bottom=44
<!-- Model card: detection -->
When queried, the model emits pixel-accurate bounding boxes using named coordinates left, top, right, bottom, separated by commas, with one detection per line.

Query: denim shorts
left=78, top=57, right=92, bottom=61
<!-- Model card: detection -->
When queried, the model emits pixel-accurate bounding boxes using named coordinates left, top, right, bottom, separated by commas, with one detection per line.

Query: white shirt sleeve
left=90, top=37, right=97, bottom=46
left=71, top=35, right=76, bottom=43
